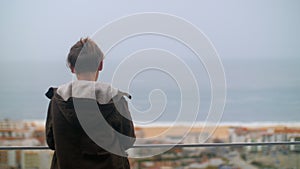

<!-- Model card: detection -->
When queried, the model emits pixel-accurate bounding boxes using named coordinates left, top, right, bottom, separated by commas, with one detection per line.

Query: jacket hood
left=46, top=80, right=131, bottom=104
left=45, top=80, right=131, bottom=124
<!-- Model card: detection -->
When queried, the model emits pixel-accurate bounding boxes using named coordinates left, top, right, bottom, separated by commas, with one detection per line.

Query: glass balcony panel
left=1, top=144, right=300, bottom=169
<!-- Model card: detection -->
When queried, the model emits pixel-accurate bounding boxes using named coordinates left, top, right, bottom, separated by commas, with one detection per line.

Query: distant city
left=0, top=119, right=300, bottom=169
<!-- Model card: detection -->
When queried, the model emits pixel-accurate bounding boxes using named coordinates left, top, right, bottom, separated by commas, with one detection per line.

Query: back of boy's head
left=67, top=38, right=103, bottom=73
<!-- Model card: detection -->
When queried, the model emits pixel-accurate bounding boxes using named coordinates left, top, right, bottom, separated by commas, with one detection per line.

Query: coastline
left=4, top=119, right=300, bottom=127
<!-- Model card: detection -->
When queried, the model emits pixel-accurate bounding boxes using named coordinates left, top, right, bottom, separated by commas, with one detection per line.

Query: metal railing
left=1, top=141, right=300, bottom=150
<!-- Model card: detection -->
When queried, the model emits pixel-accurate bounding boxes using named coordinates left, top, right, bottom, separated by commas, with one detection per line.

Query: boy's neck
left=76, top=71, right=99, bottom=81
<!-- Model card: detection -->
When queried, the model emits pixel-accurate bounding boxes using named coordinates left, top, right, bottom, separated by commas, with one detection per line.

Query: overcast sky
left=0, top=0, right=299, bottom=122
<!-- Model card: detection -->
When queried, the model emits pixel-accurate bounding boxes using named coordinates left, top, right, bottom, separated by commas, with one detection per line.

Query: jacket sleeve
left=116, top=97, right=136, bottom=150
left=46, top=100, right=55, bottom=150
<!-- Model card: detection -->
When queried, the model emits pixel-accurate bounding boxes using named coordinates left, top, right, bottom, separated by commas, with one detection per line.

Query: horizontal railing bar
left=133, top=141, right=300, bottom=148
left=0, top=141, right=300, bottom=150
left=0, top=146, right=49, bottom=150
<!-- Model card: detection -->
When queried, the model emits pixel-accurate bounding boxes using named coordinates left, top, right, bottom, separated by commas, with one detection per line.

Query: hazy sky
left=0, top=1, right=299, bottom=122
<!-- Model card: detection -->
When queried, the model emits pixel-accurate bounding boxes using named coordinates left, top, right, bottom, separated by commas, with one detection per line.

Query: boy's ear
left=98, top=61, right=103, bottom=71
left=71, top=67, right=75, bottom=73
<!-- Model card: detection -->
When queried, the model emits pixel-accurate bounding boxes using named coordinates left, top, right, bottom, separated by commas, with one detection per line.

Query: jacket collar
left=56, top=80, right=130, bottom=104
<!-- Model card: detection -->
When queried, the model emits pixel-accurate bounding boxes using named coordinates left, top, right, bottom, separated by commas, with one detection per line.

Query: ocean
left=0, top=58, right=299, bottom=123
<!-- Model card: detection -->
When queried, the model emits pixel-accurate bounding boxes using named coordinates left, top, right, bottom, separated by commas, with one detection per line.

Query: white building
left=21, top=150, right=53, bottom=169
